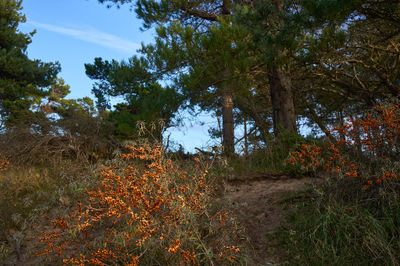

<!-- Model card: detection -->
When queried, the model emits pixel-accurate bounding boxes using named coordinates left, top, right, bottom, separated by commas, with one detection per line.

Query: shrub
left=280, top=98, right=400, bottom=264
left=0, top=157, right=8, bottom=174
left=229, top=130, right=310, bottom=176
left=37, top=145, right=243, bottom=265
left=287, top=99, right=400, bottom=191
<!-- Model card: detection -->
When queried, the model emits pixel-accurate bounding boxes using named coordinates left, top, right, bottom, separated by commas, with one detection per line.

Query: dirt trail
left=224, top=175, right=320, bottom=265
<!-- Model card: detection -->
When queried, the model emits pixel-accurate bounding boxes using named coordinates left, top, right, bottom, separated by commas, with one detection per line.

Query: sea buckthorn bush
left=288, top=99, right=400, bottom=192
left=280, top=99, right=400, bottom=265
left=0, top=157, right=8, bottom=174
left=37, top=145, right=243, bottom=265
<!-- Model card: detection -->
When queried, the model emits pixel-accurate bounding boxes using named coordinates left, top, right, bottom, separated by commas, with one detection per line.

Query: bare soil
left=224, top=174, right=321, bottom=265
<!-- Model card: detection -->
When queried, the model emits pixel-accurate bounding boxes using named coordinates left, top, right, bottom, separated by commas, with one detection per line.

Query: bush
left=230, top=130, right=311, bottom=176
left=287, top=99, right=400, bottom=192
left=37, top=145, right=244, bottom=265
left=280, top=98, right=400, bottom=264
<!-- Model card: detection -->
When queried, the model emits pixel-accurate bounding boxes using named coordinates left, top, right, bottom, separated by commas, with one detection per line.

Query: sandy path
left=224, top=175, right=320, bottom=265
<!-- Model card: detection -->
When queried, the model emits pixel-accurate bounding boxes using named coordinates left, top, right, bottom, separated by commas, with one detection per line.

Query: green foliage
left=0, top=0, right=60, bottom=125
left=300, top=0, right=361, bottom=22
left=234, top=1, right=300, bottom=66
left=85, top=57, right=182, bottom=140
left=13, top=77, right=111, bottom=143
left=296, top=0, right=400, bottom=135
left=93, top=0, right=400, bottom=148
left=229, top=130, right=316, bottom=176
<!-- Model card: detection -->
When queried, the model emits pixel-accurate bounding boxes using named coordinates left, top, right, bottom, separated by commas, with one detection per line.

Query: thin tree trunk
left=234, top=91, right=273, bottom=143
left=244, top=117, right=248, bottom=156
left=338, top=111, right=346, bottom=141
left=220, top=0, right=235, bottom=156
left=268, top=67, right=297, bottom=136
left=217, top=115, right=223, bottom=147
left=222, top=91, right=235, bottom=156
left=222, top=0, right=231, bottom=15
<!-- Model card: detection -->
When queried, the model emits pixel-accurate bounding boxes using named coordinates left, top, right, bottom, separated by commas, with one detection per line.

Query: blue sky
left=21, top=0, right=152, bottom=99
left=20, top=0, right=218, bottom=152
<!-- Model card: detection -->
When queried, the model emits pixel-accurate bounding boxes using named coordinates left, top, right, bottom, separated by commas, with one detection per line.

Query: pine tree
left=234, top=0, right=306, bottom=137
left=97, top=0, right=244, bottom=156
left=96, top=0, right=400, bottom=146
left=294, top=0, right=400, bottom=134
left=0, top=0, right=60, bottom=126
left=85, top=56, right=182, bottom=140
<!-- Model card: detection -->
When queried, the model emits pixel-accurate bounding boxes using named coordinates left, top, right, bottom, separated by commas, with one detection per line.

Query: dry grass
left=36, top=144, right=245, bottom=265
left=0, top=142, right=248, bottom=265
left=0, top=155, right=101, bottom=264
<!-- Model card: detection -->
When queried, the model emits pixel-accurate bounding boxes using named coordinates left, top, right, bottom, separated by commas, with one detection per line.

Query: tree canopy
left=85, top=56, right=182, bottom=140
left=89, top=0, right=400, bottom=155
left=0, top=0, right=60, bottom=126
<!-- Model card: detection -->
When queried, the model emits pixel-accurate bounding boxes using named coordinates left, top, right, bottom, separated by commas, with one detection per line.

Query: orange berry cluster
left=37, top=145, right=240, bottom=265
left=288, top=102, right=400, bottom=190
left=0, top=157, right=9, bottom=173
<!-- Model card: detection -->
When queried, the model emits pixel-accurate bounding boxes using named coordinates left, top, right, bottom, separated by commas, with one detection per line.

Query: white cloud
left=29, top=21, right=140, bottom=54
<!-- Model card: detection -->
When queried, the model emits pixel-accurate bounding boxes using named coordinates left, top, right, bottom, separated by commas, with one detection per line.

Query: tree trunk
left=268, top=67, right=297, bottom=136
left=222, top=91, right=235, bottom=156
left=235, top=96, right=272, bottom=142
left=265, top=0, right=297, bottom=137
left=244, top=117, right=248, bottom=156
left=222, top=0, right=231, bottom=15
left=220, top=0, right=235, bottom=156
left=303, top=98, right=333, bottom=140
left=217, top=115, right=223, bottom=147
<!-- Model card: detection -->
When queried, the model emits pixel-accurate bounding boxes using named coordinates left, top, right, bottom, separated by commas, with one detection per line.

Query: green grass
left=275, top=180, right=400, bottom=265
left=229, top=132, right=321, bottom=177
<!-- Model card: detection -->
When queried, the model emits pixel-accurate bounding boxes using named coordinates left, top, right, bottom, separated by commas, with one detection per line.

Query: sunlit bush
left=280, top=99, right=400, bottom=265
left=287, top=99, right=400, bottom=190
left=37, top=145, right=242, bottom=265
left=0, top=156, right=8, bottom=174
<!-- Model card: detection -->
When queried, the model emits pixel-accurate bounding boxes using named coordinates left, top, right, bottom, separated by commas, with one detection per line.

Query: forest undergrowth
left=277, top=98, right=400, bottom=265
left=0, top=99, right=399, bottom=265
left=0, top=140, right=249, bottom=265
